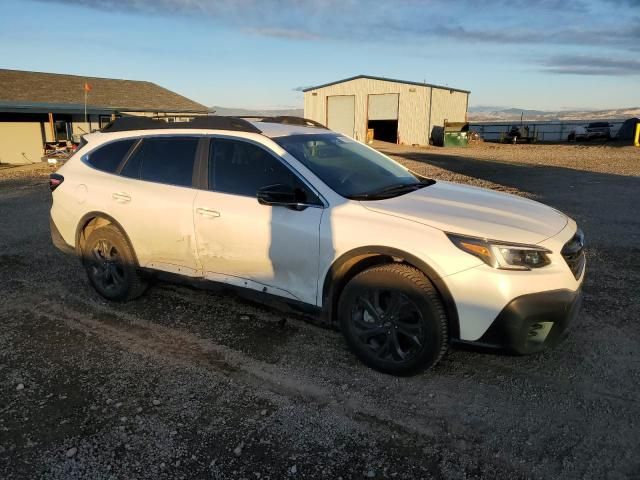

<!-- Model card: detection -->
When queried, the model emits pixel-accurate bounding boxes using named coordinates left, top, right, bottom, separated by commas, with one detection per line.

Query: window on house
left=99, top=115, right=113, bottom=129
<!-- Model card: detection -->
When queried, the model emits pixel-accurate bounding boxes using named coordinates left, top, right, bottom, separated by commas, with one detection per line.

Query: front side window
left=85, top=139, right=136, bottom=173
left=275, top=134, right=432, bottom=200
left=121, top=136, right=198, bottom=187
left=209, top=138, right=317, bottom=203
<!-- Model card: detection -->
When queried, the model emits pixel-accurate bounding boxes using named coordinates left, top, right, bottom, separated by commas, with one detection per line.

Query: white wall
left=0, top=122, right=43, bottom=164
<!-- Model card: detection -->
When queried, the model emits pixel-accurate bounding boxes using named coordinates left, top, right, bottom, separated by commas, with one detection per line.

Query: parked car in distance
left=568, top=122, right=611, bottom=142
left=586, top=122, right=612, bottom=140
left=567, top=125, right=588, bottom=142
left=50, top=116, right=585, bottom=375
left=502, top=125, right=537, bottom=144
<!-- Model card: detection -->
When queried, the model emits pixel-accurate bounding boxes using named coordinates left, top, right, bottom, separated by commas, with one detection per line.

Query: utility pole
left=83, top=82, right=92, bottom=124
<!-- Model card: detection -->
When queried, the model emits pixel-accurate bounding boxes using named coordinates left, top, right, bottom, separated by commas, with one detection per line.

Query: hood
left=362, top=181, right=567, bottom=244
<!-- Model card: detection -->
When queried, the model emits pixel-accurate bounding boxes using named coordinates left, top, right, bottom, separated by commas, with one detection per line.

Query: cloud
left=34, top=0, right=640, bottom=52
left=293, top=86, right=314, bottom=92
left=243, top=28, right=322, bottom=41
left=540, top=55, right=640, bottom=76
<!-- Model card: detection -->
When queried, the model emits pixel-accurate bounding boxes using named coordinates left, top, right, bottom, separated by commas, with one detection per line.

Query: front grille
left=561, top=229, right=585, bottom=279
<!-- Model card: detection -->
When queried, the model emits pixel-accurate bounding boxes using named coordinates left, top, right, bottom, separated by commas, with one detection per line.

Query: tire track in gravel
left=8, top=279, right=636, bottom=480
left=9, top=275, right=640, bottom=412
left=10, top=282, right=515, bottom=464
left=28, top=291, right=417, bottom=428
left=23, top=299, right=534, bottom=478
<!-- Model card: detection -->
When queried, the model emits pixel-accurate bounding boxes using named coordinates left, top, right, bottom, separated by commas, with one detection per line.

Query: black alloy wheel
left=83, top=224, right=147, bottom=302
left=349, top=288, right=425, bottom=363
left=338, top=263, right=449, bottom=375
left=88, top=239, right=125, bottom=293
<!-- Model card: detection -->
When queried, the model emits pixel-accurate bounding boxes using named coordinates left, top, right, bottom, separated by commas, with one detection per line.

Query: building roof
left=302, top=74, right=470, bottom=94
left=0, top=69, right=208, bottom=114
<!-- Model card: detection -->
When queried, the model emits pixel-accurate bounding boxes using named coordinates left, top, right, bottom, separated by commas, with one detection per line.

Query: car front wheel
left=338, top=264, right=449, bottom=375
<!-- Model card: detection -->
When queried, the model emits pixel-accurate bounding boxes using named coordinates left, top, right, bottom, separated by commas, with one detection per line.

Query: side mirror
left=257, top=184, right=306, bottom=209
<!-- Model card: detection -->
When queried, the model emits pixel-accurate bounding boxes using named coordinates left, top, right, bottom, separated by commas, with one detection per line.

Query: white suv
left=50, top=116, right=585, bottom=375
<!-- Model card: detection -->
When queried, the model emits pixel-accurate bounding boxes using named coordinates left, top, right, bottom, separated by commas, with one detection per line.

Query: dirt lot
left=1, top=143, right=639, bottom=479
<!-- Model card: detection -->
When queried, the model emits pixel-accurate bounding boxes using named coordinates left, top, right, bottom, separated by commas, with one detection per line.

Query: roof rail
left=268, top=116, right=328, bottom=129
left=241, top=115, right=328, bottom=129
left=100, top=116, right=262, bottom=134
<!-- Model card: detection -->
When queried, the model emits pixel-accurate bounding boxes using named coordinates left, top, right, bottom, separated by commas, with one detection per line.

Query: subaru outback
left=50, top=116, right=585, bottom=375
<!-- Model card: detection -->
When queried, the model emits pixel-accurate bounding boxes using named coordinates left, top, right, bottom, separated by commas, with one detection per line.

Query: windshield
left=275, top=134, right=433, bottom=199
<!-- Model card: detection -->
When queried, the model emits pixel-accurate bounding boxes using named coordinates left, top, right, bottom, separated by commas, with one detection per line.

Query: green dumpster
left=443, top=122, right=469, bottom=147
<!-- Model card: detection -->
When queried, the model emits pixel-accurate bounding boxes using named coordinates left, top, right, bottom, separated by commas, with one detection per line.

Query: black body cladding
left=561, top=229, right=585, bottom=279
left=474, top=289, right=582, bottom=354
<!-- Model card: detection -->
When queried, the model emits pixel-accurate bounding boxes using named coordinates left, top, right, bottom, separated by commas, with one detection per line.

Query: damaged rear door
left=114, top=135, right=201, bottom=275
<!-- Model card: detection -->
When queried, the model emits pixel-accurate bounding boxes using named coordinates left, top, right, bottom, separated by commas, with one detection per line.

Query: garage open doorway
left=367, top=93, right=399, bottom=143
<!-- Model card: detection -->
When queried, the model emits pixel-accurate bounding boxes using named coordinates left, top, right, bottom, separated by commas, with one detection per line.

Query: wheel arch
left=321, top=246, right=460, bottom=339
left=75, top=211, right=140, bottom=266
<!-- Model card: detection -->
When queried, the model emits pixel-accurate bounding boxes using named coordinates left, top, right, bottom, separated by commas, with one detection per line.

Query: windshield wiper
left=348, top=180, right=434, bottom=200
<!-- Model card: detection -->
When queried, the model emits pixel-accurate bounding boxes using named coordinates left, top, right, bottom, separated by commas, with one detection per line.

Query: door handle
left=112, top=192, right=131, bottom=203
left=196, top=207, right=220, bottom=218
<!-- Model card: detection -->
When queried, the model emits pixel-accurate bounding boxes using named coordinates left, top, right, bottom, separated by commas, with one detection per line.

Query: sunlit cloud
left=540, top=55, right=640, bottom=76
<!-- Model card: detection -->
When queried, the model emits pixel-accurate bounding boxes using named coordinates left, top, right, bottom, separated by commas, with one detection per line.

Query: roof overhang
left=302, top=74, right=470, bottom=94
left=0, top=100, right=208, bottom=115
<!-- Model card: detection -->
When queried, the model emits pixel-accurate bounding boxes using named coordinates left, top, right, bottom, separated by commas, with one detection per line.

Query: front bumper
left=468, top=288, right=582, bottom=354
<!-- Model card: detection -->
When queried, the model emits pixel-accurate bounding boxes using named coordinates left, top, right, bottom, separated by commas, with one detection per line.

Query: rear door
left=108, top=135, right=202, bottom=275
left=193, top=137, right=324, bottom=304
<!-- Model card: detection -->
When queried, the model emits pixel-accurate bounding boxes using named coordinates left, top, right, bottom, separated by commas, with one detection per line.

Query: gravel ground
left=1, top=143, right=639, bottom=479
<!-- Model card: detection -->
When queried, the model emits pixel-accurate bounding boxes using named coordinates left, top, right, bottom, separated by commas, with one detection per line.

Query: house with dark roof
left=0, top=69, right=208, bottom=164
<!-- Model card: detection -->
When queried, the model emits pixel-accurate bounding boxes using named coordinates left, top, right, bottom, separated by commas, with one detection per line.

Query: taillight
left=49, top=173, right=64, bottom=192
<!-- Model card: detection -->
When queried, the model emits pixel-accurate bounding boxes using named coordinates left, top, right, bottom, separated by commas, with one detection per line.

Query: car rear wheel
left=83, top=224, right=147, bottom=301
left=338, top=264, right=449, bottom=375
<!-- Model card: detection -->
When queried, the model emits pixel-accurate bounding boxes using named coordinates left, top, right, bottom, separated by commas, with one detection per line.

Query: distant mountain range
left=211, top=106, right=304, bottom=117
left=468, top=106, right=640, bottom=122
left=210, top=105, right=639, bottom=123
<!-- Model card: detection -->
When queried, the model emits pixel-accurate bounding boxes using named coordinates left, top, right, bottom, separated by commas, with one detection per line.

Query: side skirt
left=143, top=269, right=331, bottom=329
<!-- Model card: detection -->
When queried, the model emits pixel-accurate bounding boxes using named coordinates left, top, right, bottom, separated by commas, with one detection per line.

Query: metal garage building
left=303, top=75, right=470, bottom=146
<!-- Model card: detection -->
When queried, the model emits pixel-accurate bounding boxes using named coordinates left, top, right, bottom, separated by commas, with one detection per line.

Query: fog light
left=527, top=322, right=553, bottom=344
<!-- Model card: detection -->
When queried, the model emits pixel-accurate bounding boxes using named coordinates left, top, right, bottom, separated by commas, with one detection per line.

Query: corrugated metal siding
left=304, top=78, right=430, bottom=145
left=429, top=89, right=468, bottom=135
left=368, top=93, right=399, bottom=120
left=304, top=78, right=468, bottom=146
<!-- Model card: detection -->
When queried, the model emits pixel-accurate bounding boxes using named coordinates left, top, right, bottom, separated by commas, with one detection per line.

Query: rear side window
left=121, top=136, right=199, bottom=187
left=85, top=139, right=136, bottom=173
left=209, top=139, right=314, bottom=200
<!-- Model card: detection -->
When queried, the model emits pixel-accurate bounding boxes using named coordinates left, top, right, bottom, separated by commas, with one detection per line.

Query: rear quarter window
left=85, top=139, right=137, bottom=173
left=120, top=136, right=199, bottom=188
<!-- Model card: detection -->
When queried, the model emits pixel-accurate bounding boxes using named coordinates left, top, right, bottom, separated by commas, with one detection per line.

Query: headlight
left=447, top=233, right=551, bottom=270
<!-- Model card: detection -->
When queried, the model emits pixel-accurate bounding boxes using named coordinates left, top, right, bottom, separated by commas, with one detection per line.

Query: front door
left=193, top=137, right=324, bottom=304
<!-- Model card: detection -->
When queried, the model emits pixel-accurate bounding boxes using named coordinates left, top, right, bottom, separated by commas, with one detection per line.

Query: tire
left=82, top=224, right=147, bottom=302
left=338, top=264, right=449, bottom=375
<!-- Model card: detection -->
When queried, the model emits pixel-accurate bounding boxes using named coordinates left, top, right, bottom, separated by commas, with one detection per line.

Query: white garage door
left=327, top=95, right=355, bottom=137
left=368, top=93, right=399, bottom=120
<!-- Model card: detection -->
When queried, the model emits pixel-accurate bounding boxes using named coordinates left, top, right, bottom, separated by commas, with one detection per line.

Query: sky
left=0, top=0, right=638, bottom=110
